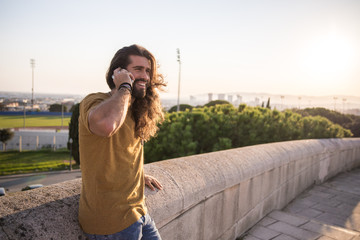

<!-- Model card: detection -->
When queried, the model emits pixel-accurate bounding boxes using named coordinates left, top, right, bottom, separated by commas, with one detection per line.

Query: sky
left=0, top=0, right=359, bottom=99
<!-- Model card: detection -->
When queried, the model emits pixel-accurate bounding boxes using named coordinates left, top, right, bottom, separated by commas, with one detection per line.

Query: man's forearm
left=88, top=89, right=131, bottom=137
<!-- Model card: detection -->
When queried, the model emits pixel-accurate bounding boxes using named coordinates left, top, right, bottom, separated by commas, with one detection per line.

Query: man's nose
left=142, top=71, right=150, bottom=81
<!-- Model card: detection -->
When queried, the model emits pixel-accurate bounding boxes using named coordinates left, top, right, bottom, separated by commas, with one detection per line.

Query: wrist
left=117, top=87, right=131, bottom=96
left=118, top=82, right=132, bottom=94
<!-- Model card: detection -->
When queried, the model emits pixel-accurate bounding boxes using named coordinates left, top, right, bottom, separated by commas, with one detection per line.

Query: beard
left=132, top=79, right=147, bottom=99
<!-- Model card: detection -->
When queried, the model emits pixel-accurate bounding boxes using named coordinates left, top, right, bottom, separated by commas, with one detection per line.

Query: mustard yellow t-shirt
left=78, top=92, right=147, bottom=235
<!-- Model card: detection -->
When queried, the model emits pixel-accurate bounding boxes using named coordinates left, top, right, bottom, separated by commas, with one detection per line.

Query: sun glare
left=300, top=33, right=355, bottom=78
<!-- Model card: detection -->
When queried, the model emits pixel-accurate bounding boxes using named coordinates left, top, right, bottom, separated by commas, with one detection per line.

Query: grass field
left=0, top=115, right=71, bottom=128
left=0, top=149, right=79, bottom=175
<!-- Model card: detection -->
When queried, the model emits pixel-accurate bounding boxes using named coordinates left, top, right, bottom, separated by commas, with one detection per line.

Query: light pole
left=280, top=96, right=285, bottom=111
left=176, top=48, right=181, bottom=112
left=30, top=59, right=35, bottom=112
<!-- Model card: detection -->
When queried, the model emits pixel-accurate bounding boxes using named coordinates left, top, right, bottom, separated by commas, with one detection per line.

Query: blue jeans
left=85, top=214, right=162, bottom=240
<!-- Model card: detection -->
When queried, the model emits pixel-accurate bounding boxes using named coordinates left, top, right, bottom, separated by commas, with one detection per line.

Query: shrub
left=68, top=103, right=80, bottom=165
left=0, top=128, right=14, bottom=151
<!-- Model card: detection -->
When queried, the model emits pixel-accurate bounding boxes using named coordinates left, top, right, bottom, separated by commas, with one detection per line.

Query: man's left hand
left=145, top=175, right=163, bottom=191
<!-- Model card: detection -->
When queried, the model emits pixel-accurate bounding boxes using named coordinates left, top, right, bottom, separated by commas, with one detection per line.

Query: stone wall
left=1, top=138, right=360, bottom=240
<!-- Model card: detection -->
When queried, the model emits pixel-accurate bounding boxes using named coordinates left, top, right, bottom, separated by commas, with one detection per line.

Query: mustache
left=133, top=78, right=147, bottom=84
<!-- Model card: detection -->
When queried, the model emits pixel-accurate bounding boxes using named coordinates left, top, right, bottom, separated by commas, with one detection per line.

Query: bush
left=204, top=100, right=231, bottom=107
left=68, top=103, right=80, bottom=165
left=292, top=107, right=360, bottom=137
left=168, top=104, right=193, bottom=113
left=49, top=104, right=67, bottom=112
left=0, top=129, right=14, bottom=151
left=144, top=104, right=352, bottom=163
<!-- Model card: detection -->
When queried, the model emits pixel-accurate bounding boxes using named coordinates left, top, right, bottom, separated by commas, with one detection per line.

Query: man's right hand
left=113, top=67, right=134, bottom=89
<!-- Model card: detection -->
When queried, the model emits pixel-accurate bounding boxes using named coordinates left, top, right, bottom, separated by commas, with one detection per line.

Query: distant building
left=208, top=93, right=213, bottom=102
left=5, top=102, right=19, bottom=108
left=38, top=104, right=48, bottom=112
left=62, top=99, right=75, bottom=112
left=234, top=95, right=242, bottom=106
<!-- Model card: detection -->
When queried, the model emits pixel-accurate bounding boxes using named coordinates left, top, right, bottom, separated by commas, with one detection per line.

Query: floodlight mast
left=176, top=49, right=181, bottom=112
left=30, top=59, right=35, bottom=112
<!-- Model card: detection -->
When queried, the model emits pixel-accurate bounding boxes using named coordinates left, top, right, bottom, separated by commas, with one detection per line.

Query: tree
left=168, top=104, right=193, bottom=113
left=144, top=104, right=352, bottom=163
left=204, top=100, right=231, bottom=107
left=238, top=103, right=247, bottom=112
left=348, top=118, right=360, bottom=137
left=212, top=137, right=232, bottom=151
left=49, top=104, right=67, bottom=112
left=266, top=98, right=271, bottom=109
left=0, top=103, right=5, bottom=111
left=69, top=104, right=77, bottom=112
left=0, top=129, right=14, bottom=151
left=68, top=103, right=80, bottom=165
left=292, top=107, right=360, bottom=137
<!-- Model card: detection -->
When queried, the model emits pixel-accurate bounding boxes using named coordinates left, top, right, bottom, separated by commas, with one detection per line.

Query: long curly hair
left=106, top=44, right=166, bottom=141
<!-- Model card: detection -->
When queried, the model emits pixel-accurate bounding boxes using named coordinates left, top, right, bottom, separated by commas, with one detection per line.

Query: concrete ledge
left=1, top=138, right=360, bottom=239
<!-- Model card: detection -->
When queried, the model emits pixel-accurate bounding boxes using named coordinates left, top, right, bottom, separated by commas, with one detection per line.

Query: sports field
left=0, top=149, right=78, bottom=175
left=0, top=115, right=71, bottom=128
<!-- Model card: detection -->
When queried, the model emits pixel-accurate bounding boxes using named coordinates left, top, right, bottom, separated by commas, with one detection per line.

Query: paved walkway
left=243, top=168, right=360, bottom=240
left=0, top=169, right=81, bottom=193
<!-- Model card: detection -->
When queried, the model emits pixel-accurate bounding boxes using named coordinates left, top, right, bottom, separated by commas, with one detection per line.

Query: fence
left=0, top=130, right=69, bottom=151
left=0, top=111, right=72, bottom=116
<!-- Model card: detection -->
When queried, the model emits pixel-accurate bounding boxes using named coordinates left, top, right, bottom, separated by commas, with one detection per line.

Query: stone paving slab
left=258, top=217, right=277, bottom=227
left=301, top=221, right=356, bottom=240
left=248, top=226, right=281, bottom=239
left=243, top=169, right=360, bottom=240
left=268, top=211, right=309, bottom=227
left=267, top=221, right=321, bottom=240
left=272, top=234, right=297, bottom=240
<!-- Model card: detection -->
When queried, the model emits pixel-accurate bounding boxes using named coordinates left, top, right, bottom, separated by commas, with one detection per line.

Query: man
left=78, top=44, right=166, bottom=240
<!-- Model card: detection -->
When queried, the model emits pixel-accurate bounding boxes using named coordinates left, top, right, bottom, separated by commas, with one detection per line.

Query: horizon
left=2, top=90, right=360, bottom=114
left=1, top=0, right=359, bottom=98
left=2, top=90, right=360, bottom=100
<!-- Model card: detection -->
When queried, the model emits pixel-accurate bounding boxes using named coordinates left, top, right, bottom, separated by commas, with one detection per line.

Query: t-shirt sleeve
left=79, top=93, right=108, bottom=134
